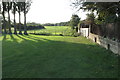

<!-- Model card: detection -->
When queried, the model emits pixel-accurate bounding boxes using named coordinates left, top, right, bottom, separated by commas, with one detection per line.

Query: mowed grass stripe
left=2, top=34, right=118, bottom=78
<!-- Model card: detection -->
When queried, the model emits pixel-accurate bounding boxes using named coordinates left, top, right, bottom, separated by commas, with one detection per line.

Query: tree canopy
left=1, top=0, right=32, bottom=35
left=69, top=14, right=80, bottom=28
left=72, top=0, right=120, bottom=23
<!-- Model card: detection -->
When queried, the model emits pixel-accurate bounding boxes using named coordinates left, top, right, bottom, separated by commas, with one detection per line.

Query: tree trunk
left=2, top=12, right=7, bottom=34
left=13, top=13, right=17, bottom=34
left=13, top=3, right=17, bottom=34
left=19, top=11, right=22, bottom=35
left=24, top=12, right=28, bottom=35
left=8, top=5, right=12, bottom=34
left=23, top=3, right=28, bottom=35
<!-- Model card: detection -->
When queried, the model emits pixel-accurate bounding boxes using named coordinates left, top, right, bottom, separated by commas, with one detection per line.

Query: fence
left=91, top=22, right=120, bottom=42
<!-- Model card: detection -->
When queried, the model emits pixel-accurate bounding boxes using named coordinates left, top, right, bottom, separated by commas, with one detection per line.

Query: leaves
left=70, top=14, right=80, bottom=27
left=72, top=0, right=120, bottom=23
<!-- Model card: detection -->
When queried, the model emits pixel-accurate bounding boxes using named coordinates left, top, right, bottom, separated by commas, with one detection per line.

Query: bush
left=71, top=29, right=80, bottom=37
left=27, top=25, right=45, bottom=30
left=16, top=23, right=45, bottom=30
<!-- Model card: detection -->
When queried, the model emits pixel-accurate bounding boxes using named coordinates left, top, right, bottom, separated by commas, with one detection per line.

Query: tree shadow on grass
left=16, top=34, right=28, bottom=41
left=23, top=34, right=51, bottom=41
left=9, top=34, right=18, bottom=42
left=2, top=34, right=6, bottom=41
left=2, top=34, right=119, bottom=78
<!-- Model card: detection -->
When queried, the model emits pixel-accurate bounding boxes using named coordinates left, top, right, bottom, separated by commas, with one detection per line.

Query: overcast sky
left=11, top=0, right=87, bottom=24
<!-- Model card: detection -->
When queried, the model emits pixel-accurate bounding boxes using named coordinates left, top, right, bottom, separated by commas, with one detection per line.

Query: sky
left=11, top=0, right=88, bottom=24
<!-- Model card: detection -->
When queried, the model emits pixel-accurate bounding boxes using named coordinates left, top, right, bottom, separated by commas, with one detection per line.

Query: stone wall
left=118, top=43, right=120, bottom=55
left=89, top=33, right=120, bottom=55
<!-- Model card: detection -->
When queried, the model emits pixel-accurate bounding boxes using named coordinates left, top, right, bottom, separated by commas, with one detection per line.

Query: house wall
left=79, top=28, right=89, bottom=37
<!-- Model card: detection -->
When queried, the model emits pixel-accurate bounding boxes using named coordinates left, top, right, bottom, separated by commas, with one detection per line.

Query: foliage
left=71, top=29, right=80, bottom=37
left=86, top=13, right=95, bottom=24
left=94, top=18, right=104, bottom=25
left=43, top=23, right=55, bottom=26
left=69, top=14, right=80, bottom=29
left=72, top=1, right=120, bottom=23
left=54, top=21, right=70, bottom=26
left=15, top=22, right=45, bottom=30
left=43, top=21, right=70, bottom=26
left=27, top=22, right=43, bottom=26
left=72, top=1, right=120, bottom=41
left=1, top=1, right=32, bottom=34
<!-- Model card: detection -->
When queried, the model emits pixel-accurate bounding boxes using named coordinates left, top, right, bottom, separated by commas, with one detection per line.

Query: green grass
left=1, top=26, right=119, bottom=78
left=27, top=26, right=72, bottom=36
left=3, top=26, right=72, bottom=35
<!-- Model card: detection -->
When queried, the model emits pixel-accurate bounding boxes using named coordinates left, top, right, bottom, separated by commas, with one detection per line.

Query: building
left=78, top=22, right=90, bottom=38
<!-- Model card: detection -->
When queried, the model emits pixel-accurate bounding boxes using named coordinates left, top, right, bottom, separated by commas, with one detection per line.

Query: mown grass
left=27, top=26, right=72, bottom=36
left=1, top=26, right=119, bottom=78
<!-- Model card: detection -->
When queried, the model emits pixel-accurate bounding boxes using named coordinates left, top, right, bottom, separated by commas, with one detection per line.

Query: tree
left=86, top=13, right=95, bottom=24
left=72, top=0, right=120, bottom=23
left=86, top=13, right=95, bottom=33
left=17, top=2, right=23, bottom=35
left=6, top=2, right=12, bottom=34
left=12, top=1, right=17, bottom=34
left=69, top=14, right=80, bottom=30
left=1, top=1, right=32, bottom=34
left=2, top=2, right=7, bottom=34
left=22, top=0, right=32, bottom=35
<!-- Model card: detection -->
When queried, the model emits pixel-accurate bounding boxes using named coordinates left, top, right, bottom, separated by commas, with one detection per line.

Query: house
left=78, top=21, right=90, bottom=38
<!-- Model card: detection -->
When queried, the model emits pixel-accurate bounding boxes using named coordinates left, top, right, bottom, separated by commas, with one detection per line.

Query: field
left=1, top=26, right=119, bottom=78
left=27, top=26, right=73, bottom=36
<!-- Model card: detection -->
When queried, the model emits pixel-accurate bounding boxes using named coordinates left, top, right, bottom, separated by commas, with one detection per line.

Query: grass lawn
left=27, top=26, right=72, bottom=36
left=1, top=26, right=119, bottom=78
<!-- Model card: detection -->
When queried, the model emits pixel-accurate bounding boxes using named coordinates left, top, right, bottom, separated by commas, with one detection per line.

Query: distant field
left=27, top=26, right=72, bottom=36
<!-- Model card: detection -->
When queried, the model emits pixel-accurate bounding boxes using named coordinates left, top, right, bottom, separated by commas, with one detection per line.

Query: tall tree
left=17, top=2, right=23, bottom=35
left=12, top=2, right=17, bottom=34
left=6, top=2, right=12, bottom=34
left=22, top=0, right=32, bottom=35
left=70, top=14, right=80, bottom=29
left=2, top=2, right=7, bottom=34
left=0, top=2, right=1, bottom=13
